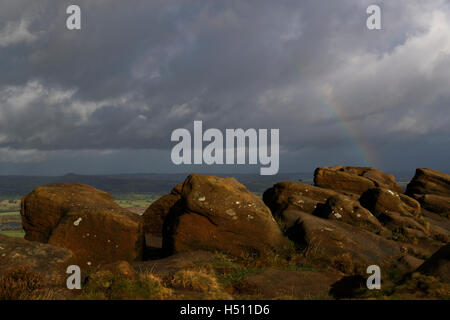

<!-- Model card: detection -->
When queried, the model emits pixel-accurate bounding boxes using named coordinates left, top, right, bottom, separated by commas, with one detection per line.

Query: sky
left=0, top=0, right=449, bottom=176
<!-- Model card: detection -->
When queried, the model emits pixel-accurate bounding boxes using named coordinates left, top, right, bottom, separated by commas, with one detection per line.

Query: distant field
left=0, top=230, right=25, bottom=238
left=0, top=199, right=21, bottom=213
left=114, top=193, right=161, bottom=209
left=0, top=211, right=20, bottom=216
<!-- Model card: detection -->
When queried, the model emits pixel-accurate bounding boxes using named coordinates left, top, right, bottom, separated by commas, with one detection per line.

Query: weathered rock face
left=405, top=168, right=450, bottom=218
left=416, top=243, right=450, bottom=283
left=415, top=194, right=450, bottom=217
left=406, top=168, right=450, bottom=197
left=315, top=194, right=386, bottom=235
left=163, top=174, right=289, bottom=257
left=142, top=184, right=182, bottom=248
left=21, top=183, right=144, bottom=270
left=314, top=166, right=402, bottom=195
left=263, top=181, right=385, bottom=235
left=359, top=188, right=429, bottom=239
left=0, top=234, right=75, bottom=286
left=263, top=181, right=339, bottom=218
left=282, top=210, right=401, bottom=266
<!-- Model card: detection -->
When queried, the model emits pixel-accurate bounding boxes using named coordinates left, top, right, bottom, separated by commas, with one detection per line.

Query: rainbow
left=320, top=85, right=380, bottom=168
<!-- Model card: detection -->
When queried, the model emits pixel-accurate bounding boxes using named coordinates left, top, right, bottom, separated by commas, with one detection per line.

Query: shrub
left=0, top=266, right=48, bottom=300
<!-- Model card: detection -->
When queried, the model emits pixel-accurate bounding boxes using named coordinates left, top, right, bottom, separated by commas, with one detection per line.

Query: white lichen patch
left=226, top=209, right=236, bottom=217
left=357, top=214, right=361, bottom=218
left=87, top=261, right=92, bottom=266
left=235, top=201, right=240, bottom=205
left=73, top=217, right=82, bottom=226
left=247, top=215, right=254, bottom=220
left=198, top=196, right=206, bottom=202
left=334, top=213, right=342, bottom=219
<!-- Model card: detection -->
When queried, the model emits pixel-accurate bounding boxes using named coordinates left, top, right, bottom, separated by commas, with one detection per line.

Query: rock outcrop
left=163, top=174, right=289, bottom=257
left=281, top=210, right=401, bottom=266
left=359, top=188, right=429, bottom=239
left=406, top=168, right=450, bottom=217
left=142, top=184, right=182, bottom=249
left=406, top=168, right=450, bottom=196
left=263, top=181, right=386, bottom=235
left=21, top=183, right=144, bottom=270
left=263, top=181, right=339, bottom=218
left=314, top=166, right=402, bottom=195
left=143, top=184, right=182, bottom=237
left=0, top=234, right=75, bottom=286
left=416, top=243, right=449, bottom=283
left=315, top=194, right=386, bottom=235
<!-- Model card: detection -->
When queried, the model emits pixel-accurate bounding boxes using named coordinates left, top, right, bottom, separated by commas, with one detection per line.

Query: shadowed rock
left=263, top=181, right=339, bottom=218
left=406, top=168, right=450, bottom=217
left=282, top=210, right=401, bottom=266
left=21, top=183, right=144, bottom=270
left=416, top=243, right=450, bottom=283
left=143, top=183, right=182, bottom=239
left=406, top=168, right=450, bottom=197
left=315, top=194, right=386, bottom=235
left=142, top=184, right=182, bottom=258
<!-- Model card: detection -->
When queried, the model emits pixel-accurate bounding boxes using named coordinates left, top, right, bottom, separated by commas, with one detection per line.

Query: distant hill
left=0, top=173, right=313, bottom=198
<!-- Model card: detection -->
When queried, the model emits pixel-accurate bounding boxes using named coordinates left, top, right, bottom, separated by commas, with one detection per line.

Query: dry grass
left=0, top=266, right=53, bottom=300
left=80, top=270, right=172, bottom=300
left=171, top=267, right=232, bottom=299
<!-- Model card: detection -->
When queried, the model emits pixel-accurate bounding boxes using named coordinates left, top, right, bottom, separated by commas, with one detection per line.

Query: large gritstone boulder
left=163, top=174, right=290, bottom=257
left=21, top=183, right=144, bottom=270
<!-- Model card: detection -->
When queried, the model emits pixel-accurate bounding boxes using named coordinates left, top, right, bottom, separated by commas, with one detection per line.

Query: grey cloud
left=0, top=0, right=449, bottom=173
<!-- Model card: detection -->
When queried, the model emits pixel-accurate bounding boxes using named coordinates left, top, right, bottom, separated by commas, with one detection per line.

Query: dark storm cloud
left=0, top=0, right=449, bottom=173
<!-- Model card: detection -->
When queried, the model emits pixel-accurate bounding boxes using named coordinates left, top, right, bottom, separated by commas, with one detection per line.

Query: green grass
left=113, top=194, right=161, bottom=209
left=115, top=199, right=154, bottom=208
left=0, top=230, right=25, bottom=238
left=0, top=211, right=20, bottom=216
